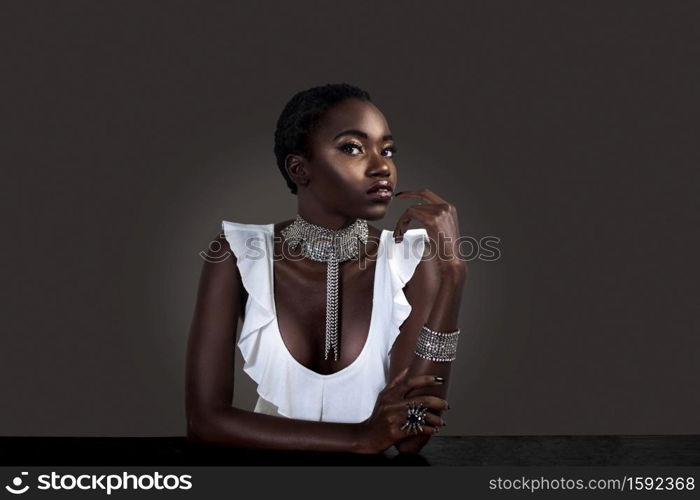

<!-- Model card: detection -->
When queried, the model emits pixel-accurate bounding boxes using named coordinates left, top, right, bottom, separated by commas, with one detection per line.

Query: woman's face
left=299, top=98, right=398, bottom=221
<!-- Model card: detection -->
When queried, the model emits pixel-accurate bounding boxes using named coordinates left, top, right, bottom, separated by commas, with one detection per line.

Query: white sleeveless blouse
left=222, top=220, right=428, bottom=424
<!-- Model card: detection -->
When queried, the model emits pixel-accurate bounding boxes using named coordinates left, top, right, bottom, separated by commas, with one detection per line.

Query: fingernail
left=434, top=376, right=444, bottom=383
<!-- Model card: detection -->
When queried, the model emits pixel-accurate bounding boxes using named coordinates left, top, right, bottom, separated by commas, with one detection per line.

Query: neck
left=297, top=200, right=356, bottom=231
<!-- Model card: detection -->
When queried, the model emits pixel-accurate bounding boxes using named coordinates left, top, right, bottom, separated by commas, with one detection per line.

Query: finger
left=396, top=402, right=445, bottom=436
left=393, top=205, right=435, bottom=242
left=394, top=188, right=447, bottom=205
left=399, top=421, right=440, bottom=436
left=383, top=367, right=409, bottom=393
left=386, top=395, right=449, bottom=414
left=423, top=412, right=446, bottom=428
left=403, top=395, right=450, bottom=412
left=395, top=374, right=445, bottom=397
left=393, top=208, right=415, bottom=242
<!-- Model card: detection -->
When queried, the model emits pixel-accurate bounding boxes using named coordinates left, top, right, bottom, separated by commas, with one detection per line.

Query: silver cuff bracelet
left=414, top=324, right=460, bottom=362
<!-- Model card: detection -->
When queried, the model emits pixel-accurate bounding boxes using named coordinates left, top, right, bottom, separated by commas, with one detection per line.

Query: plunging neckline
left=269, top=226, right=386, bottom=379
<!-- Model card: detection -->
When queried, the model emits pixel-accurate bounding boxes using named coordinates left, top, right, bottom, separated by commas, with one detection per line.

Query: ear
left=285, top=153, right=310, bottom=188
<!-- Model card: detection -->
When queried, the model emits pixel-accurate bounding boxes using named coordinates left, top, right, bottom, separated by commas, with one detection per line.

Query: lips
left=366, top=181, right=394, bottom=194
left=366, top=181, right=394, bottom=202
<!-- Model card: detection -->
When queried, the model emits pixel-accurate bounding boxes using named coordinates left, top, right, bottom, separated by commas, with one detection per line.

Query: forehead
left=314, top=98, right=391, bottom=140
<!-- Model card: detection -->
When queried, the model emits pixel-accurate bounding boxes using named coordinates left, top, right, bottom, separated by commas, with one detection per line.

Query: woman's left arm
left=389, top=188, right=468, bottom=454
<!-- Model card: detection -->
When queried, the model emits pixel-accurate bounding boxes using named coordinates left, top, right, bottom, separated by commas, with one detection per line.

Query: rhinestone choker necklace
left=281, top=214, right=369, bottom=361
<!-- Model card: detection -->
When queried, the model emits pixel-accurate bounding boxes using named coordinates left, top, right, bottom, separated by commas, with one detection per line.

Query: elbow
left=186, top=425, right=204, bottom=445
left=186, top=415, right=205, bottom=444
left=186, top=410, right=216, bottom=445
left=186, top=407, right=246, bottom=449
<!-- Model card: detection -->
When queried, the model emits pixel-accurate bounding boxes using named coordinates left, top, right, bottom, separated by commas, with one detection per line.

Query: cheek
left=322, top=164, right=361, bottom=190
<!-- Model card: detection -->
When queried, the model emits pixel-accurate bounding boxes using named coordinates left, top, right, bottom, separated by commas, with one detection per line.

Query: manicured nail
left=434, top=376, right=444, bottom=383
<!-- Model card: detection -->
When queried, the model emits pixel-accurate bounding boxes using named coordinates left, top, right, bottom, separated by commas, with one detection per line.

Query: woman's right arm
left=185, top=230, right=367, bottom=453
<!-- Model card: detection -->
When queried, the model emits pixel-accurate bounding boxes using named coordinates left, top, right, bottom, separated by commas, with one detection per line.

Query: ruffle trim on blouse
left=222, top=221, right=276, bottom=336
left=221, top=221, right=294, bottom=416
left=384, top=228, right=429, bottom=354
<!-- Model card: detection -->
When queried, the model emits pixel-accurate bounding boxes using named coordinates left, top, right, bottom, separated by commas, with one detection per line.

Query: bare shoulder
left=204, top=227, right=247, bottom=302
left=210, top=229, right=233, bottom=261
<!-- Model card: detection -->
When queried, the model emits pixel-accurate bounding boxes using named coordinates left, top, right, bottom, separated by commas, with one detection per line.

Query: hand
left=356, top=368, right=448, bottom=454
left=393, top=188, right=467, bottom=277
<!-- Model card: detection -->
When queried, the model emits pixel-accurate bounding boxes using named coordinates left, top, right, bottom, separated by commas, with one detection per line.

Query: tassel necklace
left=281, top=214, right=369, bottom=361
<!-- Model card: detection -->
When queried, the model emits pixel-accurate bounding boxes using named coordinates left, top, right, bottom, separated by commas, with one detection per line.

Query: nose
left=367, top=150, right=392, bottom=177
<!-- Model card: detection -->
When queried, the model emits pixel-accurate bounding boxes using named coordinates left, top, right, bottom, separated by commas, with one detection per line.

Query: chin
left=358, top=202, right=390, bottom=221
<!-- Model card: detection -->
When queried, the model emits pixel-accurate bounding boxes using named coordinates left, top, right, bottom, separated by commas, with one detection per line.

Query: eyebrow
left=333, top=129, right=394, bottom=141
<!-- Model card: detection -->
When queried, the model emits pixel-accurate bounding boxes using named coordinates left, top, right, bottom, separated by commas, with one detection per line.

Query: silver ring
left=400, top=402, right=428, bottom=434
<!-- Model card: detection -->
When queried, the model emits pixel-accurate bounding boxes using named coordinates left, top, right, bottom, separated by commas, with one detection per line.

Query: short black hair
left=274, top=83, right=372, bottom=195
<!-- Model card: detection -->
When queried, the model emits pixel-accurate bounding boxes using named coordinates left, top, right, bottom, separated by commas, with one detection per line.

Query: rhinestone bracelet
left=414, top=324, right=460, bottom=362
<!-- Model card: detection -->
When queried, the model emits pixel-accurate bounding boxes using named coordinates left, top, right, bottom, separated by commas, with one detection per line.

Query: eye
left=339, top=142, right=363, bottom=155
left=383, top=145, right=398, bottom=158
left=339, top=142, right=398, bottom=158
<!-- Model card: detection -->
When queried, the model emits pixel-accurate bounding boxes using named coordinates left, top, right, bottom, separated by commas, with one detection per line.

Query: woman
left=185, top=83, right=467, bottom=455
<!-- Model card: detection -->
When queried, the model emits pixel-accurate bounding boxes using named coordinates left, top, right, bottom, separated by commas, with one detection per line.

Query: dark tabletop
left=2, top=436, right=699, bottom=466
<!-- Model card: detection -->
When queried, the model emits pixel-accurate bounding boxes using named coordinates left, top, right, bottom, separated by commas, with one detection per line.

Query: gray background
left=3, top=1, right=698, bottom=436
